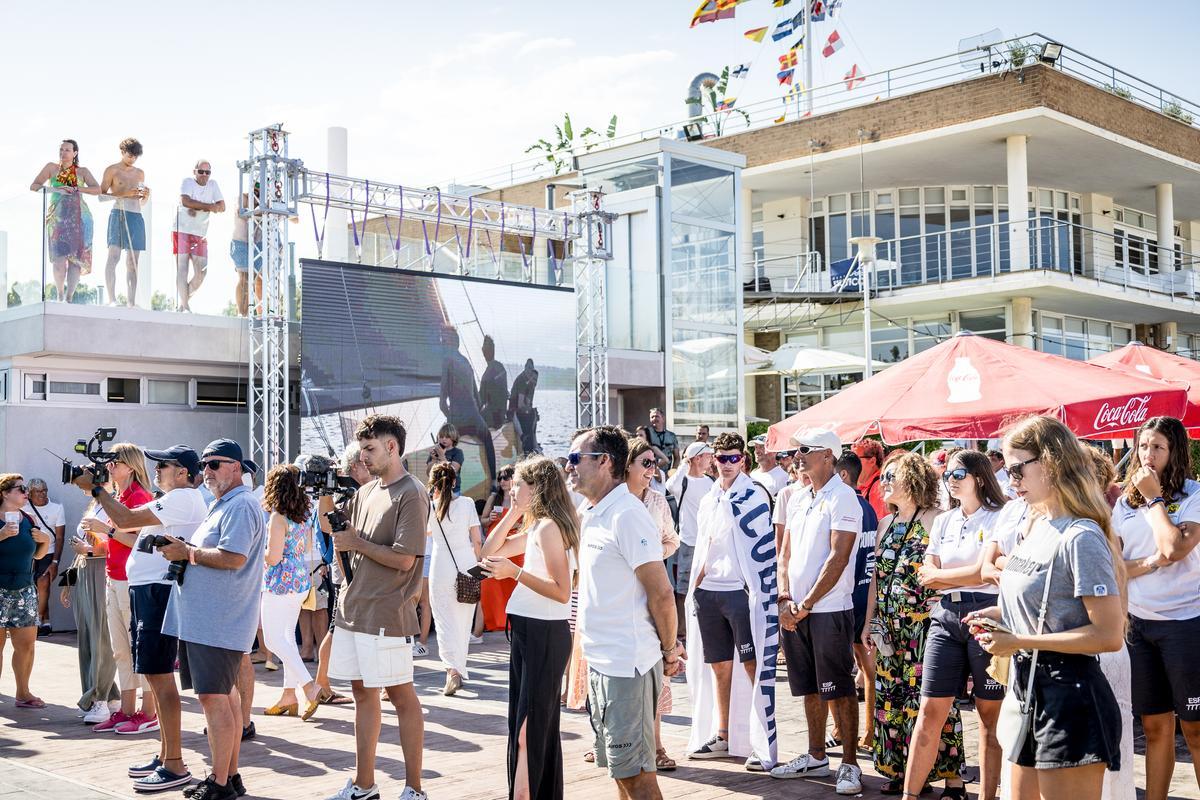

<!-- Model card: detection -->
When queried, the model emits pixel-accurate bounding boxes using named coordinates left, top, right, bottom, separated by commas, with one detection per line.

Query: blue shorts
left=107, top=209, right=146, bottom=250
left=230, top=240, right=263, bottom=273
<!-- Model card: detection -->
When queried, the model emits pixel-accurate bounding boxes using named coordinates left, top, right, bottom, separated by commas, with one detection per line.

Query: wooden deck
left=0, top=633, right=1193, bottom=799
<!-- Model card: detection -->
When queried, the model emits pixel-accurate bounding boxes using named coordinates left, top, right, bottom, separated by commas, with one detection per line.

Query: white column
left=1156, top=183, right=1175, bottom=271
left=326, top=127, right=349, bottom=262
left=1007, top=135, right=1030, bottom=271
left=740, top=187, right=754, bottom=286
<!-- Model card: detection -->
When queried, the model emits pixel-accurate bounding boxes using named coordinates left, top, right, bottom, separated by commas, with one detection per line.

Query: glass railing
left=748, top=220, right=1200, bottom=299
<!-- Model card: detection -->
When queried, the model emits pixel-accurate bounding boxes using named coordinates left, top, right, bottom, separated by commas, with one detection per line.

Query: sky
left=2, top=0, right=1197, bottom=314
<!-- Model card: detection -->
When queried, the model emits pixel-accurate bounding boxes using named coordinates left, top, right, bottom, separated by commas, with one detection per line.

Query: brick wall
left=753, top=331, right=782, bottom=423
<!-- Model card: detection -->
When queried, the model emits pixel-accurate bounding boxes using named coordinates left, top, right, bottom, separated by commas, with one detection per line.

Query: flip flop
left=825, top=735, right=841, bottom=748
left=15, top=696, right=46, bottom=709
left=317, top=687, right=353, bottom=706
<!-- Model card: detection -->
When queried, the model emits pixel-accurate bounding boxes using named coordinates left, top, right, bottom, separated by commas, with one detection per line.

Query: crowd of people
left=29, top=138, right=260, bottom=313
left=1, top=408, right=1198, bottom=800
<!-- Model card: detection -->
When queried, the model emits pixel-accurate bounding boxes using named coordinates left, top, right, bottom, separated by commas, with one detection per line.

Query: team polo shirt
left=784, top=473, right=862, bottom=612
left=1114, top=479, right=1200, bottom=621
left=927, top=505, right=1003, bottom=594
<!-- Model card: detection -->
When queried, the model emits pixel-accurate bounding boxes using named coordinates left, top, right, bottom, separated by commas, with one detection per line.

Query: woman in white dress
left=426, top=462, right=482, bottom=697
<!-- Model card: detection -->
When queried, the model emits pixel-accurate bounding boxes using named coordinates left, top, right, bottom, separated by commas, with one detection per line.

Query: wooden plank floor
left=0, top=633, right=1193, bottom=799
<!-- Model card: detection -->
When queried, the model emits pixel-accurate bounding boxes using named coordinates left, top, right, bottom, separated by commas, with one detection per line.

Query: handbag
left=434, top=510, right=481, bottom=605
left=996, top=539, right=1059, bottom=759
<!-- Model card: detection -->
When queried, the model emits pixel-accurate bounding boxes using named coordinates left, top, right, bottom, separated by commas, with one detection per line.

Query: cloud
left=518, top=37, right=575, bottom=57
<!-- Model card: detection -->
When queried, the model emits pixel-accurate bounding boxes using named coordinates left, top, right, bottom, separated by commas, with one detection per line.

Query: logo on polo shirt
left=154, top=501, right=163, bottom=511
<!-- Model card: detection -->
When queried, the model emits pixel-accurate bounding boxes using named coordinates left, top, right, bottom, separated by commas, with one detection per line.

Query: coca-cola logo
left=1093, top=395, right=1152, bottom=430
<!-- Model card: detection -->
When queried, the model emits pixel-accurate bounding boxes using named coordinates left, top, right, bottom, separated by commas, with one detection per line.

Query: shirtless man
left=100, top=138, right=150, bottom=307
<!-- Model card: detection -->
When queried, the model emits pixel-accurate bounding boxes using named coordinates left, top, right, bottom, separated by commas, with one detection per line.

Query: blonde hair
left=0, top=473, right=23, bottom=494
left=1004, top=415, right=1127, bottom=588
left=883, top=450, right=940, bottom=512
left=112, top=442, right=151, bottom=493
left=514, top=456, right=580, bottom=564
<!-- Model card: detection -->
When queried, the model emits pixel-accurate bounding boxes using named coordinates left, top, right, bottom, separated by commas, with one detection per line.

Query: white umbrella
left=750, top=344, right=887, bottom=376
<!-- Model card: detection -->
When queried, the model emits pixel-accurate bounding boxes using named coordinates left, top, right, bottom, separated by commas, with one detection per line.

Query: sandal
left=880, top=778, right=904, bottom=796
left=583, top=750, right=595, bottom=763
left=317, top=687, right=353, bottom=706
left=655, top=747, right=676, bottom=771
left=15, top=696, right=46, bottom=709
left=825, top=735, right=841, bottom=749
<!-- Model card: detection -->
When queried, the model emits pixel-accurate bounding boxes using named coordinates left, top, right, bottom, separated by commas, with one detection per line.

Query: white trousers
left=105, top=578, right=149, bottom=695
left=429, top=570, right=474, bottom=678
left=260, top=590, right=312, bottom=692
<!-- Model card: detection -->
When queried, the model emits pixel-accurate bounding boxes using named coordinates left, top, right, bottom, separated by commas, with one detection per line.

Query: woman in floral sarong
left=30, top=139, right=100, bottom=302
left=861, top=450, right=965, bottom=795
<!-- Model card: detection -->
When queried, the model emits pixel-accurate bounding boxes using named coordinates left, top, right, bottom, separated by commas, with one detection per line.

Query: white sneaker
left=398, top=788, right=428, bottom=800
left=769, top=753, right=830, bottom=779
left=412, top=642, right=429, bottom=657
left=467, top=634, right=483, bottom=645
left=688, top=734, right=729, bottom=759
left=835, top=763, right=862, bottom=795
left=84, top=701, right=111, bottom=724
left=744, top=756, right=765, bottom=771
left=325, top=778, right=380, bottom=800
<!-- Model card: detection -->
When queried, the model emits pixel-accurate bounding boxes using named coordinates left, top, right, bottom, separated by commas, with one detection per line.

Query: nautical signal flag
left=773, top=0, right=792, bottom=6
left=772, top=10, right=802, bottom=41
left=744, top=26, right=767, bottom=42
left=778, top=68, right=795, bottom=85
left=779, top=49, right=799, bottom=69
left=716, top=97, right=737, bottom=111
left=827, top=0, right=842, bottom=15
left=774, top=113, right=787, bottom=123
left=822, top=29, right=843, bottom=57
left=731, top=64, right=750, bottom=79
left=690, top=0, right=738, bottom=28
left=810, top=0, right=826, bottom=21
left=844, top=63, right=865, bottom=90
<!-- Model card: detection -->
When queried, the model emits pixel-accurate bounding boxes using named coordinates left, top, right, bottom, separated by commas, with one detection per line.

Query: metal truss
left=570, top=190, right=615, bottom=428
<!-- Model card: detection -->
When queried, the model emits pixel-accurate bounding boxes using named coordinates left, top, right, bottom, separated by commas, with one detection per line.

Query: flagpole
left=804, top=0, right=814, bottom=114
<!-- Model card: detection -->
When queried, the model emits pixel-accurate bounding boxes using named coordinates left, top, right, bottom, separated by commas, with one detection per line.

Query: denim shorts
left=229, top=240, right=261, bottom=273
left=1010, top=652, right=1121, bottom=771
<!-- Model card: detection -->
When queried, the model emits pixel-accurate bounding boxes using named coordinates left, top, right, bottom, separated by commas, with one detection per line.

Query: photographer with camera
left=76, top=444, right=206, bottom=789
left=325, top=415, right=429, bottom=800
left=310, top=449, right=359, bottom=707
left=153, top=439, right=265, bottom=800
left=71, top=442, right=156, bottom=733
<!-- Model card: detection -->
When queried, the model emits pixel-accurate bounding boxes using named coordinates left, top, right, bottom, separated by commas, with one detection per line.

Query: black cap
left=144, top=445, right=202, bottom=479
left=241, top=458, right=259, bottom=476
left=201, top=438, right=245, bottom=466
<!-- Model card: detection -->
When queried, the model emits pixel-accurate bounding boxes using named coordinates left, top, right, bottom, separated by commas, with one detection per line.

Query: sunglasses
left=794, top=445, right=828, bottom=456
left=1006, top=456, right=1039, bottom=481
left=776, top=450, right=795, bottom=458
left=880, top=470, right=897, bottom=484
left=636, top=456, right=657, bottom=469
left=154, top=461, right=182, bottom=471
left=566, top=451, right=604, bottom=466
left=714, top=454, right=744, bottom=465
left=8, top=484, right=27, bottom=493
left=201, top=459, right=238, bottom=471
left=195, top=169, right=211, bottom=175
left=942, top=467, right=971, bottom=483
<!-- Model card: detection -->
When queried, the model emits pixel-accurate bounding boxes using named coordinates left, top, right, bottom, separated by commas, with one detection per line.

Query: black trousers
left=507, top=614, right=572, bottom=800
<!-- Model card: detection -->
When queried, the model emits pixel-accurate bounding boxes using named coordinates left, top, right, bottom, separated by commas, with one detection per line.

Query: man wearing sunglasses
left=567, top=425, right=679, bottom=800
left=749, top=436, right=788, bottom=498
left=82, top=445, right=208, bottom=790
left=173, top=160, right=225, bottom=312
left=152, top=439, right=265, bottom=800
left=685, top=433, right=778, bottom=773
left=772, top=430, right=863, bottom=795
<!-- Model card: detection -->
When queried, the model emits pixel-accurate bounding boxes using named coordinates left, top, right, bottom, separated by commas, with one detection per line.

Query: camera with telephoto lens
left=60, top=427, right=119, bottom=485
left=299, top=466, right=359, bottom=497
left=135, top=533, right=188, bottom=585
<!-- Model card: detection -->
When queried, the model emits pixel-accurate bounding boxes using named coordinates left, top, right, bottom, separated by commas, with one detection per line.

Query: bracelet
left=800, top=600, right=814, bottom=612
left=515, top=567, right=523, bottom=583
left=187, top=546, right=198, bottom=566
left=1147, top=496, right=1166, bottom=509
left=91, top=486, right=104, bottom=498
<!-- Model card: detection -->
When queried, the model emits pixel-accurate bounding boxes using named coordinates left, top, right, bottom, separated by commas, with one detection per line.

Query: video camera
left=61, top=427, right=119, bottom=485
left=135, top=534, right=189, bottom=585
left=299, top=466, right=359, bottom=498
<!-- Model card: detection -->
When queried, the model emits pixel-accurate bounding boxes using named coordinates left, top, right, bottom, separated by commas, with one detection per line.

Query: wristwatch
left=800, top=600, right=814, bottom=612
left=91, top=486, right=105, bottom=498
left=1147, top=496, right=1166, bottom=509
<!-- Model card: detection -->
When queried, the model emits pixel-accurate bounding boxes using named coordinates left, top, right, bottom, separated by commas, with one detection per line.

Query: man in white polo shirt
left=771, top=429, right=862, bottom=795
left=567, top=425, right=681, bottom=800
left=666, top=441, right=715, bottom=642
left=173, top=160, right=225, bottom=312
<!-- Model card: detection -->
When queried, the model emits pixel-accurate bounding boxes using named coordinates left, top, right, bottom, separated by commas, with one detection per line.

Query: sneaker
left=184, top=774, right=245, bottom=799
left=835, top=763, right=862, bottom=795
left=324, top=778, right=380, bottom=800
left=413, top=642, right=429, bottom=657
left=186, top=776, right=236, bottom=800
left=398, top=787, right=428, bottom=800
left=241, top=722, right=256, bottom=741
left=128, top=756, right=162, bottom=778
left=84, top=701, right=114, bottom=724
left=116, top=712, right=160, bottom=735
left=37, top=623, right=52, bottom=637
left=133, top=766, right=192, bottom=793
left=744, top=756, right=765, bottom=772
left=688, top=734, right=729, bottom=759
left=467, top=634, right=483, bottom=645
left=769, top=753, right=831, bottom=779
left=93, top=710, right=131, bottom=731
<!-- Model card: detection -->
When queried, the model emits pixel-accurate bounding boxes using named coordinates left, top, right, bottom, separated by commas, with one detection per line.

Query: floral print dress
left=45, top=164, right=93, bottom=274
left=872, top=514, right=964, bottom=783
left=263, top=517, right=314, bottom=595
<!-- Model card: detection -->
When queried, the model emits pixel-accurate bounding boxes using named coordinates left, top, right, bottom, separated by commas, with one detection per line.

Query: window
left=1040, top=315, right=1064, bottom=356
left=959, top=308, right=1006, bottom=342
left=107, top=378, right=141, bottom=404
left=913, top=317, right=951, bottom=353
left=196, top=381, right=247, bottom=408
left=49, top=380, right=101, bottom=400
left=872, top=324, right=908, bottom=363
left=23, top=373, right=45, bottom=401
left=148, top=379, right=188, bottom=405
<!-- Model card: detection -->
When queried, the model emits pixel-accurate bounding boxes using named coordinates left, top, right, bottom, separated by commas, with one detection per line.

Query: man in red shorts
left=173, top=160, right=225, bottom=312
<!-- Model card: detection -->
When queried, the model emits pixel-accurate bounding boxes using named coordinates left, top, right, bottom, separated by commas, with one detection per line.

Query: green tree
left=526, top=113, right=618, bottom=175
left=685, top=66, right=751, bottom=137
left=151, top=291, right=176, bottom=312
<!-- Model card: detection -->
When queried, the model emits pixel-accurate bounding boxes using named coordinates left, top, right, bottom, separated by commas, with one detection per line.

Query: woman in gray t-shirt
left=965, top=416, right=1126, bottom=800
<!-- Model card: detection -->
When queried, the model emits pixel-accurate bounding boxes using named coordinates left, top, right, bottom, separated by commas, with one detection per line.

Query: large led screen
left=300, top=260, right=575, bottom=500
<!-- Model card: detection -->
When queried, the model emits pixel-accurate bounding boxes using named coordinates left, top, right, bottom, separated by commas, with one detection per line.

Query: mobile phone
left=969, top=617, right=1012, bottom=635
left=467, top=564, right=488, bottom=580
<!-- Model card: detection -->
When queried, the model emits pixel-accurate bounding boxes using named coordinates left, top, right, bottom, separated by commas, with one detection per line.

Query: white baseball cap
left=791, top=428, right=842, bottom=452
left=684, top=441, right=713, bottom=459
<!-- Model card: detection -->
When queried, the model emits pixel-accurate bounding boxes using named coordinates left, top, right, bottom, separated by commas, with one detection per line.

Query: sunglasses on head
left=566, top=451, right=604, bottom=466
left=1006, top=456, right=1039, bottom=481
left=942, top=467, right=970, bottom=482
left=714, top=454, right=743, bottom=465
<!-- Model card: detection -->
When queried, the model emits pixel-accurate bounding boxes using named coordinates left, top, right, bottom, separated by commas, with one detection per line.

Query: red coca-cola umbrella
left=766, top=331, right=1188, bottom=448
left=1088, top=341, right=1200, bottom=434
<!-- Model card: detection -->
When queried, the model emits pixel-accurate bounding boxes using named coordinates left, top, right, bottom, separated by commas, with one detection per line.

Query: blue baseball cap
left=201, top=438, right=245, bottom=467
left=144, top=445, right=201, bottom=479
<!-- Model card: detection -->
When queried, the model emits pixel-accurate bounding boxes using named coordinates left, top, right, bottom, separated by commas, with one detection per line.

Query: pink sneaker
left=115, top=711, right=160, bottom=735
left=92, top=711, right=131, bottom=732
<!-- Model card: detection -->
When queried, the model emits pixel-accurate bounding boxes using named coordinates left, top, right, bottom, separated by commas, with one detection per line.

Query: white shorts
left=329, top=627, right=414, bottom=688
